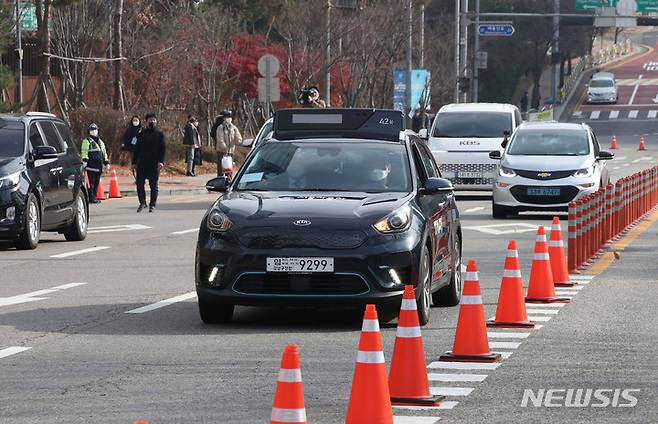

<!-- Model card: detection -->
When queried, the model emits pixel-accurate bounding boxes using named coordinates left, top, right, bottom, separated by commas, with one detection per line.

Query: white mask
left=367, top=168, right=389, bottom=182
left=132, top=120, right=140, bottom=127
left=89, top=130, right=99, bottom=137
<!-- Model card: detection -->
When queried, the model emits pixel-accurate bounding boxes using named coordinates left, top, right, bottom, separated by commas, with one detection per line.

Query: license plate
left=457, top=171, right=484, bottom=179
left=527, top=187, right=560, bottom=196
left=266, top=257, right=334, bottom=273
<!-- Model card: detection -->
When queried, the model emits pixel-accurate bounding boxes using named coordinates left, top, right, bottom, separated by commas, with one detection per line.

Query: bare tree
left=34, top=0, right=54, bottom=111
left=113, top=0, right=124, bottom=111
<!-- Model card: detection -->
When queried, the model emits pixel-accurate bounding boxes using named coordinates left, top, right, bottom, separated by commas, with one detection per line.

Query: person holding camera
left=298, top=86, right=326, bottom=108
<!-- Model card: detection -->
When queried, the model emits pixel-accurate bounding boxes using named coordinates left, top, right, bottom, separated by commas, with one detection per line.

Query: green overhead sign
left=575, top=0, right=616, bottom=11
left=19, top=3, right=38, bottom=32
left=636, top=0, right=658, bottom=11
left=576, top=0, right=658, bottom=12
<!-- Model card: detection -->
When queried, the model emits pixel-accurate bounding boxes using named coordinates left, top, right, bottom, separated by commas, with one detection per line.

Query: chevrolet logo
left=537, top=172, right=552, bottom=178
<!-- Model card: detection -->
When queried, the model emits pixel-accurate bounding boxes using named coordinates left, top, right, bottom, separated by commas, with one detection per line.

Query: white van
left=424, top=103, right=522, bottom=191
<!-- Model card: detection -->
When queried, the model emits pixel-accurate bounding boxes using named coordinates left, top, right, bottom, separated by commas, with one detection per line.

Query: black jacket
left=133, top=126, right=166, bottom=168
left=122, top=125, right=142, bottom=151
left=183, top=123, right=199, bottom=146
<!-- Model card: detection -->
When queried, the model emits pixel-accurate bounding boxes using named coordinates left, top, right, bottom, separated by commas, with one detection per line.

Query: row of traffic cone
left=85, top=167, right=122, bottom=200
left=610, top=133, right=648, bottom=151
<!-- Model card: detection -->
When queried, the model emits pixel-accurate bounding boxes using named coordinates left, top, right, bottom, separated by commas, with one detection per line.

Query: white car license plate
left=266, top=257, right=334, bottom=273
left=528, top=187, right=560, bottom=196
left=457, top=171, right=484, bottom=179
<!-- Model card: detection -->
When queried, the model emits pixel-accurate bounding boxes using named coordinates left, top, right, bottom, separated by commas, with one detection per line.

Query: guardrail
left=568, top=166, right=658, bottom=273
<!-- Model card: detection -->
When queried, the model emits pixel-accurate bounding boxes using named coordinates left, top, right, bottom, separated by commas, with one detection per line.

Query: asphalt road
left=1, top=158, right=656, bottom=424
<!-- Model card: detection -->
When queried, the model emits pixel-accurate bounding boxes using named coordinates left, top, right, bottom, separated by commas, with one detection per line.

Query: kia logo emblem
left=293, top=219, right=312, bottom=227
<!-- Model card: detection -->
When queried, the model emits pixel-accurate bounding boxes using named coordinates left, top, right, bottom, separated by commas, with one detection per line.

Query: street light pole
left=459, top=0, right=469, bottom=102
left=406, top=0, right=413, bottom=122
left=14, top=0, right=24, bottom=111
left=454, top=0, right=460, bottom=102
left=420, top=4, right=425, bottom=69
left=473, top=0, right=480, bottom=102
left=324, top=0, right=331, bottom=106
left=551, top=0, right=560, bottom=104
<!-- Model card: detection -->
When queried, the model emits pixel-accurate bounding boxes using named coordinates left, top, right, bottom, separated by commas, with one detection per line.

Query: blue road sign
left=478, top=24, right=515, bottom=37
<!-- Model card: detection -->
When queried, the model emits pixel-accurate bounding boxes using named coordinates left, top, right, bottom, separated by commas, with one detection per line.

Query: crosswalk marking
left=649, top=110, right=658, bottom=119
left=487, top=332, right=530, bottom=339
left=521, top=309, right=560, bottom=315
left=526, top=302, right=565, bottom=308
left=429, top=387, right=474, bottom=396
left=393, top=417, right=439, bottom=424
left=590, top=111, right=600, bottom=120
left=393, top=401, right=459, bottom=411
left=609, top=110, right=619, bottom=119
left=488, top=341, right=522, bottom=349
left=573, top=110, right=658, bottom=120
left=428, top=373, right=488, bottom=382
left=428, top=361, right=500, bottom=370
left=527, top=315, right=552, bottom=322
left=629, top=110, right=639, bottom=119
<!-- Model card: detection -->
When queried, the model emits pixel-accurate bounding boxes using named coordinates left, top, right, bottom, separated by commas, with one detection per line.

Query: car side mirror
left=242, top=138, right=254, bottom=147
left=489, top=150, right=502, bottom=160
left=418, top=128, right=428, bottom=139
left=421, top=177, right=453, bottom=195
left=34, top=145, right=58, bottom=159
left=206, top=176, right=230, bottom=192
left=598, top=150, right=614, bottom=160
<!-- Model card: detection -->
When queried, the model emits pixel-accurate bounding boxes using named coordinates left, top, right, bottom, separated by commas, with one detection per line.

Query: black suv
left=196, top=109, right=462, bottom=325
left=0, top=113, right=88, bottom=249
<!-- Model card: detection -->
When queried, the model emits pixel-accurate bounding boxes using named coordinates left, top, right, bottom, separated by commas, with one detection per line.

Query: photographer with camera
left=298, top=86, right=326, bottom=108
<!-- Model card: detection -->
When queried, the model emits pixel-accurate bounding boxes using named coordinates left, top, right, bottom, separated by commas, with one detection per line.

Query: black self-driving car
left=195, top=109, right=462, bottom=324
left=0, top=113, right=88, bottom=249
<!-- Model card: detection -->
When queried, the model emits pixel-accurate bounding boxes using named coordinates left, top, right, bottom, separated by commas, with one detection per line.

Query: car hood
left=213, top=191, right=413, bottom=228
left=503, top=154, right=593, bottom=171
left=0, top=157, right=24, bottom=177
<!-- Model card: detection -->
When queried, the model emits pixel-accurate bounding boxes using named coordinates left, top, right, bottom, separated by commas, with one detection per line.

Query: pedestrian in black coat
left=133, top=112, right=166, bottom=213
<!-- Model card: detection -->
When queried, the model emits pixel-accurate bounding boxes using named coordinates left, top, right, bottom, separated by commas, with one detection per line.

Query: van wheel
left=15, top=194, right=40, bottom=250
left=64, top=192, right=88, bottom=241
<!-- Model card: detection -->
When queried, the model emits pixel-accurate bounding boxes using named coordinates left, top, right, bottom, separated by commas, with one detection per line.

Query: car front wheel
left=15, top=194, right=40, bottom=250
left=198, top=300, right=234, bottom=324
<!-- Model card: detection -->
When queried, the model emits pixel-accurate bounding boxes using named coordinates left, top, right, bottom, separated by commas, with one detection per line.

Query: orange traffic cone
left=389, top=285, right=444, bottom=406
left=96, top=177, right=107, bottom=200
left=525, top=226, right=571, bottom=303
left=345, top=304, right=393, bottom=424
left=108, top=167, right=122, bottom=198
left=638, top=135, right=647, bottom=151
left=133, top=422, right=148, bottom=424
left=270, top=344, right=307, bottom=424
left=549, top=217, right=576, bottom=287
left=610, top=134, right=618, bottom=149
left=84, top=170, right=90, bottom=189
left=440, top=260, right=502, bottom=363
left=487, top=241, right=535, bottom=328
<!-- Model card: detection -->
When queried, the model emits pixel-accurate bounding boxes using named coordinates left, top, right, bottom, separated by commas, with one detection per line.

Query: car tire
left=15, top=194, right=40, bottom=250
left=415, top=246, right=432, bottom=326
left=198, top=300, right=234, bottom=324
left=64, top=191, right=88, bottom=241
left=432, top=233, right=462, bottom=307
left=492, top=202, right=508, bottom=219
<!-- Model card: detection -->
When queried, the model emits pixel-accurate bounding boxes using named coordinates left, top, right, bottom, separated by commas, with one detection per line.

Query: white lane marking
left=126, top=291, right=197, bottom=314
left=487, top=332, right=530, bottom=339
left=488, top=341, right=522, bottom=349
left=428, top=361, right=500, bottom=370
left=463, top=223, right=538, bottom=235
left=464, top=207, right=485, bottom=213
left=614, top=156, right=627, bottom=161
left=555, top=291, right=580, bottom=296
left=0, top=346, right=32, bottom=359
left=87, top=224, right=151, bottom=234
left=573, top=111, right=583, bottom=117
left=0, top=283, right=88, bottom=308
left=632, top=157, right=653, bottom=163
left=521, top=309, right=560, bottom=315
left=569, top=275, right=593, bottom=280
left=393, top=401, right=459, bottom=411
left=496, top=351, right=514, bottom=359
left=393, top=417, right=439, bottom=424
left=649, top=110, right=658, bottom=119
left=628, top=74, right=643, bottom=105
left=170, top=228, right=198, bottom=235
left=629, top=110, right=639, bottom=119
left=50, top=246, right=110, bottom=259
left=430, top=387, right=474, bottom=396
left=590, top=111, right=600, bottom=120
left=527, top=315, right=552, bottom=322
left=428, top=373, right=488, bottom=382
left=526, top=303, right=564, bottom=308
left=609, top=110, right=620, bottom=119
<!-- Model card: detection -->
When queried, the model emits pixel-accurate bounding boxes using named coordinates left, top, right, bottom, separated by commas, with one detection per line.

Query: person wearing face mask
left=366, top=156, right=392, bottom=191
left=121, top=115, right=143, bottom=152
left=215, top=110, right=242, bottom=176
left=80, top=123, right=109, bottom=204
left=133, top=113, right=166, bottom=213
left=183, top=114, right=200, bottom=176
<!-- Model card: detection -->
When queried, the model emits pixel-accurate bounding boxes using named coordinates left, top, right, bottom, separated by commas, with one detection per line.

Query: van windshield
left=0, top=121, right=25, bottom=158
left=432, top=112, right=512, bottom=138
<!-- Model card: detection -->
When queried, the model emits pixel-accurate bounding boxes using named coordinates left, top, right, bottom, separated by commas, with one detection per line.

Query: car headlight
left=373, top=204, right=412, bottom=234
left=572, top=167, right=594, bottom=178
left=0, top=172, right=20, bottom=190
left=207, top=210, right=233, bottom=232
left=498, top=166, right=516, bottom=177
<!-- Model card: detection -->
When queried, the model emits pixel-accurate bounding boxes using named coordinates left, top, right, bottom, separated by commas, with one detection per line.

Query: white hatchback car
left=490, top=122, right=613, bottom=218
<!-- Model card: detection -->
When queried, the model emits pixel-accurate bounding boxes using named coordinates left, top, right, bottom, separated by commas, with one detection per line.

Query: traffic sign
left=576, top=0, right=658, bottom=12
left=258, top=77, right=280, bottom=103
left=476, top=51, right=488, bottom=70
left=478, top=24, right=514, bottom=37
left=576, top=0, right=615, bottom=11
left=257, top=54, right=280, bottom=77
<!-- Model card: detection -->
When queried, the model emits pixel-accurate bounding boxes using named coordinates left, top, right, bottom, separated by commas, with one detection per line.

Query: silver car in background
left=587, top=72, right=618, bottom=104
left=490, top=122, right=614, bottom=218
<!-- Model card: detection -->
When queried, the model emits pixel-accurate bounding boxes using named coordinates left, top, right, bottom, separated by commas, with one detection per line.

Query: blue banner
left=393, top=69, right=431, bottom=114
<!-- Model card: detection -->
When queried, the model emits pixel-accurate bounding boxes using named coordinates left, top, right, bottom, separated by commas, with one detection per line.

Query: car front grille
left=233, top=273, right=370, bottom=295
left=238, top=228, right=368, bottom=250
left=514, top=169, right=575, bottom=180
left=439, top=163, right=497, bottom=186
left=510, top=185, right=579, bottom=205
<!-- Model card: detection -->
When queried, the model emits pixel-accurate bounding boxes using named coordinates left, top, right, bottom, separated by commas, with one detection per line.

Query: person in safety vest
left=81, top=123, right=109, bottom=204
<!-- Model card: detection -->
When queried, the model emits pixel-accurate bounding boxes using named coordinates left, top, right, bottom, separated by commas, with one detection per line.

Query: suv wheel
left=15, top=194, right=40, bottom=250
left=198, top=300, right=234, bottom=324
left=64, top=191, right=88, bottom=241
left=432, top=233, right=462, bottom=307
left=415, top=246, right=432, bottom=326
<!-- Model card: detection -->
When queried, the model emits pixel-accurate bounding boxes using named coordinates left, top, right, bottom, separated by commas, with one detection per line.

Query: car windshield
left=507, top=129, right=590, bottom=156
left=590, top=79, right=614, bottom=88
left=235, top=141, right=412, bottom=193
left=0, top=121, right=25, bottom=158
left=432, top=111, right=512, bottom=138
left=253, top=120, right=273, bottom=148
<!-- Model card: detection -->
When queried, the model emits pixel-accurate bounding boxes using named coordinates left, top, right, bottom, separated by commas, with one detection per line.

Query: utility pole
left=420, top=3, right=425, bottom=68
left=406, top=0, right=413, bottom=123
left=14, top=0, right=23, bottom=111
left=459, top=0, right=469, bottom=102
left=551, top=0, right=560, bottom=104
left=473, top=0, right=480, bottom=102
left=454, top=0, right=460, bottom=102
left=324, top=0, right=331, bottom=106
